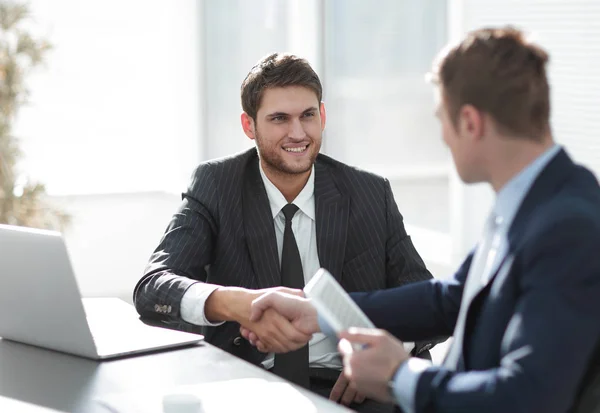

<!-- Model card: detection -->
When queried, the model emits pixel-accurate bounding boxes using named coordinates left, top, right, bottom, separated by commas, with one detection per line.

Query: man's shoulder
left=316, top=153, right=388, bottom=186
left=523, top=169, right=600, bottom=242
left=547, top=163, right=600, bottom=218
left=192, top=147, right=257, bottom=178
left=516, top=169, right=600, bottom=284
left=186, top=148, right=257, bottom=197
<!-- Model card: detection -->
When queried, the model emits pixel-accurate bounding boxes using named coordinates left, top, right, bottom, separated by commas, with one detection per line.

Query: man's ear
left=241, top=112, right=256, bottom=140
left=319, top=102, right=327, bottom=131
left=458, top=104, right=484, bottom=142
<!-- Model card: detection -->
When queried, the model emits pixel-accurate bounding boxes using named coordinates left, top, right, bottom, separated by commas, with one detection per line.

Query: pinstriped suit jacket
left=133, top=148, right=436, bottom=366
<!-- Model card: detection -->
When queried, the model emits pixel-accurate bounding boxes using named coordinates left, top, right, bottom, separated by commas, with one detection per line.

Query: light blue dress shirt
left=391, top=145, right=561, bottom=412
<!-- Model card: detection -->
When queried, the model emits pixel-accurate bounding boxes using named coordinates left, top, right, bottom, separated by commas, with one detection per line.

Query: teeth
left=285, top=146, right=307, bottom=153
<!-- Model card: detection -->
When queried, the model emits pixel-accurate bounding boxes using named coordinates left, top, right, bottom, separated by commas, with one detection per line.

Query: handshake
left=238, top=287, right=317, bottom=353
left=234, top=287, right=412, bottom=404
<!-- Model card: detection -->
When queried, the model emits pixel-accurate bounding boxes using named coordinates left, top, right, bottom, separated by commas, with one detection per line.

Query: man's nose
left=288, top=118, right=307, bottom=140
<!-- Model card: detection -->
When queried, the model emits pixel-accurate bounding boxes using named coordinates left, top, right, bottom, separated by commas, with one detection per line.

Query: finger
left=248, top=331, right=259, bottom=343
left=354, top=392, right=366, bottom=404
left=342, top=354, right=354, bottom=380
left=248, top=294, right=269, bottom=322
left=340, top=340, right=379, bottom=381
left=338, top=338, right=355, bottom=356
left=276, top=287, right=305, bottom=297
left=249, top=292, right=275, bottom=322
left=251, top=291, right=310, bottom=322
left=338, top=328, right=385, bottom=346
left=264, top=327, right=304, bottom=353
left=240, top=327, right=250, bottom=340
left=256, top=332, right=286, bottom=353
left=340, top=384, right=357, bottom=406
left=256, top=340, right=269, bottom=353
left=255, top=340, right=281, bottom=354
left=269, top=312, right=312, bottom=349
left=329, top=374, right=348, bottom=402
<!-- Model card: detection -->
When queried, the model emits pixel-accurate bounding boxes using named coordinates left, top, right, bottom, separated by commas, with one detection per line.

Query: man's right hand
left=205, top=286, right=302, bottom=323
left=240, top=291, right=320, bottom=353
left=205, top=286, right=311, bottom=353
left=241, top=307, right=311, bottom=353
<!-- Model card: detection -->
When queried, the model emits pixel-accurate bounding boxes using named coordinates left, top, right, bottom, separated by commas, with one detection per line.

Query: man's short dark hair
left=430, top=26, right=551, bottom=140
left=241, top=53, right=322, bottom=120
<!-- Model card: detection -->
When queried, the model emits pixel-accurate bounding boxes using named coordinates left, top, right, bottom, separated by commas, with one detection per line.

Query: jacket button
left=233, top=336, right=243, bottom=346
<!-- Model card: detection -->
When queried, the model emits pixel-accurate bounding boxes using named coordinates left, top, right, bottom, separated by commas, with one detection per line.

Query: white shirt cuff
left=180, top=283, right=226, bottom=326
left=392, top=357, right=432, bottom=413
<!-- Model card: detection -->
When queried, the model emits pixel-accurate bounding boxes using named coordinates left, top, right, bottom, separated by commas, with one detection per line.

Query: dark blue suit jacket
left=351, top=149, right=600, bottom=413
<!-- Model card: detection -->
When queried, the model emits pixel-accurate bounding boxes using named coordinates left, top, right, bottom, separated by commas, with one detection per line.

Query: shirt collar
left=258, top=162, right=316, bottom=221
left=493, top=144, right=561, bottom=229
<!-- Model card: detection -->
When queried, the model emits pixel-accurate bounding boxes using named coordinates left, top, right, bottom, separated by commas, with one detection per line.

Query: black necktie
left=273, top=203, right=310, bottom=388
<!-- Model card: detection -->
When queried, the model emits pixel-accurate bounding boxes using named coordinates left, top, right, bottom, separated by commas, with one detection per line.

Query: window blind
left=462, top=0, right=600, bottom=175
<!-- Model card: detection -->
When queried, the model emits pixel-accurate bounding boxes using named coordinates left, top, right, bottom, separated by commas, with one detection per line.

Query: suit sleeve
left=381, top=178, right=456, bottom=353
left=383, top=178, right=433, bottom=287
left=412, top=217, right=600, bottom=413
left=351, top=253, right=471, bottom=341
left=133, top=164, right=219, bottom=324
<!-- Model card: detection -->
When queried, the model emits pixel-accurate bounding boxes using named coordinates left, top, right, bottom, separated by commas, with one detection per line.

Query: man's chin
left=458, top=173, right=485, bottom=185
left=272, top=157, right=315, bottom=175
left=281, top=164, right=313, bottom=175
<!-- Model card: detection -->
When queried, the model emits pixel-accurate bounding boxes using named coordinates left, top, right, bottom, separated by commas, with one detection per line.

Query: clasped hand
left=239, top=289, right=316, bottom=353
left=242, top=291, right=412, bottom=404
left=240, top=287, right=316, bottom=353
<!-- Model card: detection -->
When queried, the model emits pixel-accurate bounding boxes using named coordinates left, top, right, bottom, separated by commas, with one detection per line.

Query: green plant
left=0, top=1, right=68, bottom=230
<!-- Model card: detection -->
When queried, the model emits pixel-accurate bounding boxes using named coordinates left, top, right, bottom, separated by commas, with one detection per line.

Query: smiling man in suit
left=244, top=28, right=600, bottom=413
left=133, top=53, right=438, bottom=412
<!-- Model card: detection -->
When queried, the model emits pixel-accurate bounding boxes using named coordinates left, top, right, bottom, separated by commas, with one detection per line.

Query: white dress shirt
left=179, top=163, right=341, bottom=370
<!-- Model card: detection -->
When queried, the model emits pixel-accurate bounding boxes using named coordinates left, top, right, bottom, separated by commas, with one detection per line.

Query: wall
left=15, top=0, right=203, bottom=195
left=51, top=192, right=181, bottom=303
left=19, top=0, right=600, bottom=303
left=12, top=0, right=203, bottom=301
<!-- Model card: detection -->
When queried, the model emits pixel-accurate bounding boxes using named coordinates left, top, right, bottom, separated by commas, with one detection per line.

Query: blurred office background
left=4, top=0, right=600, bottom=305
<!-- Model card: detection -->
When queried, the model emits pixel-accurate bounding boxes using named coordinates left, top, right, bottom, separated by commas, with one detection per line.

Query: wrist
left=388, top=354, right=410, bottom=386
left=205, top=287, right=253, bottom=323
left=387, top=357, right=409, bottom=402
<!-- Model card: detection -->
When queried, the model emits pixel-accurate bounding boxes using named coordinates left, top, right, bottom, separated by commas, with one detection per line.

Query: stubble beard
left=255, top=132, right=319, bottom=177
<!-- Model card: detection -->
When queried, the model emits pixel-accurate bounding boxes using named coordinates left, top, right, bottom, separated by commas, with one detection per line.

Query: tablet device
left=303, top=268, right=375, bottom=333
left=304, top=268, right=415, bottom=353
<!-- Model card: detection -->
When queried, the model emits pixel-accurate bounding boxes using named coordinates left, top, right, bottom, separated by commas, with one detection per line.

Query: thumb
left=249, top=292, right=276, bottom=322
left=338, top=327, right=384, bottom=347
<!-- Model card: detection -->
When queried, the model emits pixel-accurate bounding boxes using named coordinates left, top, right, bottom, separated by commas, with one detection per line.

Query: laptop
left=0, top=224, right=203, bottom=359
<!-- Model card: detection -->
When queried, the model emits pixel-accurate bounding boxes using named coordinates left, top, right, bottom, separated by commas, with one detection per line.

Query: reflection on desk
left=0, top=395, right=65, bottom=412
left=93, top=378, right=321, bottom=413
left=0, top=337, right=350, bottom=412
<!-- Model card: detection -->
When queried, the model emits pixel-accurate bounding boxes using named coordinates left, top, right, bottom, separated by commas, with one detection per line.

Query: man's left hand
left=329, top=372, right=366, bottom=406
left=338, top=328, right=410, bottom=403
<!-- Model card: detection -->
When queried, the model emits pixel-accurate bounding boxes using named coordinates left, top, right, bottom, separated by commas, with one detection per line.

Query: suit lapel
left=509, top=149, right=574, bottom=245
left=475, top=149, right=574, bottom=294
left=314, top=160, right=349, bottom=283
left=456, top=150, right=575, bottom=368
left=242, top=155, right=281, bottom=288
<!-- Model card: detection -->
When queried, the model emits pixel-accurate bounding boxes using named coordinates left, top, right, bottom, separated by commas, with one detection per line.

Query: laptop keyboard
left=81, top=298, right=201, bottom=357
left=87, top=317, right=200, bottom=356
